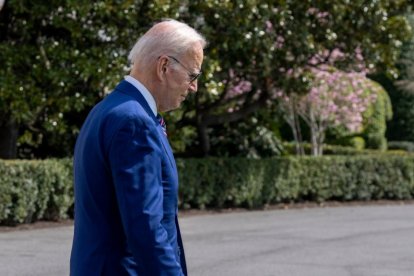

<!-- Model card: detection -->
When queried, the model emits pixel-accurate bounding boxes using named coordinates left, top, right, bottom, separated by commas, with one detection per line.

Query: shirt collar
left=124, top=75, right=157, bottom=116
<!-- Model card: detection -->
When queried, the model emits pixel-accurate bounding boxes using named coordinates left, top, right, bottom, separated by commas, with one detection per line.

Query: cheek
left=174, top=83, right=187, bottom=96
left=167, top=87, right=182, bottom=106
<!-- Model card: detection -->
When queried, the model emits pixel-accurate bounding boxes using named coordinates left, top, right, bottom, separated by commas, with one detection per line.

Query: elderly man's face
left=159, top=42, right=204, bottom=112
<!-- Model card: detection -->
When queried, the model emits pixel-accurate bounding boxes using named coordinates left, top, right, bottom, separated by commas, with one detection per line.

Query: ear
left=156, top=55, right=169, bottom=81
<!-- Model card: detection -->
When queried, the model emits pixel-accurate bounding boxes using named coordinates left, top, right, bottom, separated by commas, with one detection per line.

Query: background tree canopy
left=0, top=0, right=413, bottom=159
left=382, top=13, right=414, bottom=144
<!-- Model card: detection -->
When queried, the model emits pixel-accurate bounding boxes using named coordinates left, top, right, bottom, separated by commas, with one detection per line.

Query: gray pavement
left=1, top=204, right=414, bottom=276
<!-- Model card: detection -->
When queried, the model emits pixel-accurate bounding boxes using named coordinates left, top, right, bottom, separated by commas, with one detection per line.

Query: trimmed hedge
left=388, top=141, right=414, bottom=152
left=282, top=142, right=409, bottom=156
left=1, top=155, right=414, bottom=225
left=0, top=159, right=73, bottom=225
left=178, top=155, right=414, bottom=209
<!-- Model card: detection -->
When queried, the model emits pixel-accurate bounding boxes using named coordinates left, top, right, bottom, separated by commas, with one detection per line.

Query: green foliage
left=1, top=1, right=413, bottom=158
left=381, top=13, right=414, bottom=143
left=0, top=1, right=182, bottom=157
left=178, top=155, right=414, bottom=209
left=208, top=114, right=284, bottom=158
left=348, top=136, right=366, bottom=150
left=2, top=156, right=414, bottom=225
left=175, top=0, right=413, bottom=155
left=281, top=142, right=406, bottom=156
left=387, top=87, right=414, bottom=142
left=0, top=159, right=73, bottom=225
left=327, top=80, right=393, bottom=151
left=388, top=141, right=414, bottom=152
left=177, top=158, right=272, bottom=209
left=363, top=85, right=393, bottom=150
left=395, top=13, right=414, bottom=94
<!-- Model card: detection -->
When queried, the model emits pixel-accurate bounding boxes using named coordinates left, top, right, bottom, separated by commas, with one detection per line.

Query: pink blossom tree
left=297, top=69, right=377, bottom=156
left=274, top=89, right=305, bottom=155
left=174, top=2, right=410, bottom=156
left=275, top=49, right=378, bottom=156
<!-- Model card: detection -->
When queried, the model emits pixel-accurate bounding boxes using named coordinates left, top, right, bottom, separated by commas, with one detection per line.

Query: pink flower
left=265, top=20, right=273, bottom=33
left=225, top=69, right=253, bottom=100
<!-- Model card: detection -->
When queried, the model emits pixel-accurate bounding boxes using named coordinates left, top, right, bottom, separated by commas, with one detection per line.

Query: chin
left=166, top=103, right=181, bottom=112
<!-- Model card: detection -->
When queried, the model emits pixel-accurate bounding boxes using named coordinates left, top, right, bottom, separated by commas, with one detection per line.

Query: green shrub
left=178, top=155, right=414, bottom=208
left=42, top=159, right=73, bottom=220
left=363, top=87, right=393, bottom=150
left=0, top=159, right=73, bottom=225
left=2, top=156, right=414, bottom=225
left=366, top=134, right=387, bottom=151
left=388, top=141, right=414, bottom=152
left=348, top=136, right=366, bottom=150
left=282, top=142, right=373, bottom=155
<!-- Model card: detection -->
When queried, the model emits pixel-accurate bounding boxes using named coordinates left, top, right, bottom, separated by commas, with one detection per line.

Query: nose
left=189, top=80, right=198, bottom=93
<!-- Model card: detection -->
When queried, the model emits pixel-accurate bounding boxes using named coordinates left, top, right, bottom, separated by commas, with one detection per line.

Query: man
left=70, top=19, right=206, bottom=275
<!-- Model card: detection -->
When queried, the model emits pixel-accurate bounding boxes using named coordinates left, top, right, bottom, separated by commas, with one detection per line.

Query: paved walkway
left=1, top=204, right=414, bottom=276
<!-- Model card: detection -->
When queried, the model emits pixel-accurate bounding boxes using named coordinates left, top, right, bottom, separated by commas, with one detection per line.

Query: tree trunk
left=291, top=123, right=300, bottom=155
left=309, top=111, right=319, bottom=156
left=196, top=120, right=210, bottom=156
left=310, top=130, right=318, bottom=156
left=293, top=111, right=304, bottom=156
left=317, top=130, right=325, bottom=156
left=0, top=118, right=18, bottom=159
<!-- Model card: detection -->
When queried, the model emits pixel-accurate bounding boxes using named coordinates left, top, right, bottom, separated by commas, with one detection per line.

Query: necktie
left=157, top=114, right=167, bottom=136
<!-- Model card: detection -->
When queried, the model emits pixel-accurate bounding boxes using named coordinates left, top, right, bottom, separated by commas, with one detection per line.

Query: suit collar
left=114, top=80, right=157, bottom=121
left=114, top=80, right=176, bottom=171
left=124, top=75, right=157, bottom=116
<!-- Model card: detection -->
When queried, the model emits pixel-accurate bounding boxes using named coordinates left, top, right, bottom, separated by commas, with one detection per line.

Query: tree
left=276, top=65, right=381, bottom=156
left=172, top=0, right=412, bottom=156
left=395, top=13, right=414, bottom=94
left=381, top=13, right=414, bottom=143
left=1, top=1, right=413, bottom=158
left=362, top=86, right=393, bottom=150
left=0, top=0, right=181, bottom=158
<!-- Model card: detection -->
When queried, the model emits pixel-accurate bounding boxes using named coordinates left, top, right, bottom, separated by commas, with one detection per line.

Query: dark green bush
left=282, top=142, right=378, bottom=155
left=388, top=141, right=414, bottom=152
left=0, top=159, right=73, bottom=225
left=1, top=156, right=414, bottom=225
left=348, top=136, right=366, bottom=150
left=177, top=158, right=276, bottom=209
left=178, top=155, right=414, bottom=209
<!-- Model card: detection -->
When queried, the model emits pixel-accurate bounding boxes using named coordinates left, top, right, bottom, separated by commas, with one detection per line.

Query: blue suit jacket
left=70, top=80, right=187, bottom=276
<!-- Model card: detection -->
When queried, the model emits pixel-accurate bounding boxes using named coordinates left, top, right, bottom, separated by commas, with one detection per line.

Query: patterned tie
left=157, top=114, right=167, bottom=136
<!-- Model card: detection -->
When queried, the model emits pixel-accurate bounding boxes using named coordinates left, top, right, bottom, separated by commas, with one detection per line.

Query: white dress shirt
left=124, top=75, right=157, bottom=116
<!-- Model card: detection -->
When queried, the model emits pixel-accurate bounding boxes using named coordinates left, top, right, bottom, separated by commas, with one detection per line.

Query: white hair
left=128, top=19, right=207, bottom=67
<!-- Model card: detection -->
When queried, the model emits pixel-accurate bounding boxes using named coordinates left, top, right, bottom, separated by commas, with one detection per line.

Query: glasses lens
left=190, top=72, right=201, bottom=82
left=167, top=56, right=201, bottom=83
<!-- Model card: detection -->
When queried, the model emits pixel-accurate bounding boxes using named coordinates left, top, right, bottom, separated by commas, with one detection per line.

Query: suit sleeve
left=108, top=117, right=183, bottom=276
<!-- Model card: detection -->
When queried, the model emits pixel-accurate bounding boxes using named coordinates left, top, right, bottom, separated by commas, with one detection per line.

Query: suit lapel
left=157, top=126, right=178, bottom=173
left=114, top=80, right=177, bottom=173
left=114, top=80, right=155, bottom=119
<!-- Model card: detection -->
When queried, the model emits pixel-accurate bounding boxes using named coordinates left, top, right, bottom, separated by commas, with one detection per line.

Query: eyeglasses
left=167, top=55, right=202, bottom=83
